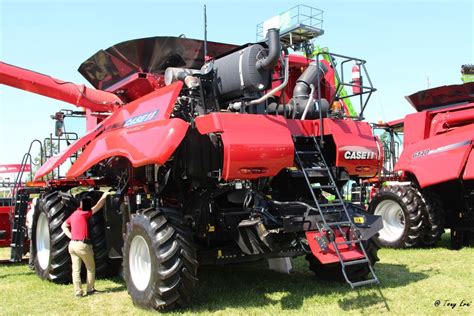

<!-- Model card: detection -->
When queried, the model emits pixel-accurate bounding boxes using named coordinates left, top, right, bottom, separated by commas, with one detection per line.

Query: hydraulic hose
left=247, top=55, right=289, bottom=106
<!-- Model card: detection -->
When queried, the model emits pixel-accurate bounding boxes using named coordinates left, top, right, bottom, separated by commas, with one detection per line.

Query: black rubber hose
left=256, top=28, right=281, bottom=70
left=293, top=62, right=328, bottom=98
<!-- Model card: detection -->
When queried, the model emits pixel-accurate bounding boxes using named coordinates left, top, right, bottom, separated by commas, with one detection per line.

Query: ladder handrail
left=9, top=139, right=43, bottom=216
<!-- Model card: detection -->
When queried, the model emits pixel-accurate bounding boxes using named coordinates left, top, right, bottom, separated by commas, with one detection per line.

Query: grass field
left=0, top=234, right=473, bottom=315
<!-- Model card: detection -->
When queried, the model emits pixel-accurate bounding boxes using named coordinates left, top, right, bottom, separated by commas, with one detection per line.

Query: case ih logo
left=344, top=151, right=377, bottom=160
left=124, top=110, right=159, bottom=128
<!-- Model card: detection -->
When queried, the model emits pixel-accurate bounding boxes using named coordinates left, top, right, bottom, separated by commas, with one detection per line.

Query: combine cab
left=368, top=82, right=474, bottom=249
left=0, top=7, right=384, bottom=310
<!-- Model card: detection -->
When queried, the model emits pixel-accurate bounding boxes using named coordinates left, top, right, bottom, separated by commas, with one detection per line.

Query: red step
left=305, top=230, right=365, bottom=264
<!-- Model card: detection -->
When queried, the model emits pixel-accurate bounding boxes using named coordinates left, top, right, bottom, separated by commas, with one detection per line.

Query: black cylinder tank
left=213, top=44, right=270, bottom=102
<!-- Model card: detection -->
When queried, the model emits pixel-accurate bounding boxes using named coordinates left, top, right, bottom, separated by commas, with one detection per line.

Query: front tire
left=32, top=191, right=76, bottom=284
left=368, top=185, right=424, bottom=248
left=123, top=207, right=198, bottom=311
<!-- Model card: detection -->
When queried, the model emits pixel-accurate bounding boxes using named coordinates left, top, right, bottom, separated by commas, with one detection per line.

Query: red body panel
left=403, top=111, right=431, bottom=147
left=195, top=113, right=294, bottom=180
left=34, top=82, right=187, bottom=180
left=196, top=114, right=379, bottom=180
left=287, top=119, right=380, bottom=177
left=396, top=124, right=473, bottom=188
left=67, top=82, right=186, bottom=178
left=0, top=61, right=122, bottom=112
left=0, top=205, right=11, bottom=247
left=306, top=230, right=365, bottom=264
left=67, top=118, right=188, bottom=178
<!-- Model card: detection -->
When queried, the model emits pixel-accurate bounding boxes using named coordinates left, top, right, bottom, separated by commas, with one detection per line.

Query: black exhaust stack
left=256, top=28, right=281, bottom=71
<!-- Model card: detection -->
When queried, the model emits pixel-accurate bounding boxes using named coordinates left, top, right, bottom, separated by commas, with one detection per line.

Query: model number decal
left=413, top=149, right=429, bottom=158
left=344, top=151, right=377, bottom=160
left=124, top=110, right=159, bottom=128
left=412, top=140, right=471, bottom=159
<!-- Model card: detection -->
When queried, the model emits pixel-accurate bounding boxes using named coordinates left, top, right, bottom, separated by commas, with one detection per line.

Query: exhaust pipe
left=256, top=28, right=281, bottom=71
left=293, top=61, right=328, bottom=98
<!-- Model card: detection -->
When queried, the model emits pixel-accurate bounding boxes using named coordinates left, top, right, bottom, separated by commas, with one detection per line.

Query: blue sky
left=0, top=0, right=473, bottom=165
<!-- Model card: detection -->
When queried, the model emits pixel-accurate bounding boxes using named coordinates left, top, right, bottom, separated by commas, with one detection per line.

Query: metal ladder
left=294, top=136, right=379, bottom=288
left=10, top=189, right=30, bottom=262
left=8, top=139, right=43, bottom=262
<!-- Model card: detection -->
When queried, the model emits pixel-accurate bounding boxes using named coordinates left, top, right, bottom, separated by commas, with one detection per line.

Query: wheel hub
left=129, top=235, right=152, bottom=291
left=374, top=200, right=406, bottom=243
left=36, top=212, right=51, bottom=270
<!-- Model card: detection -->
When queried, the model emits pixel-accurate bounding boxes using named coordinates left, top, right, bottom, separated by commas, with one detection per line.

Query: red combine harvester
left=0, top=19, right=384, bottom=309
left=368, top=82, right=474, bottom=249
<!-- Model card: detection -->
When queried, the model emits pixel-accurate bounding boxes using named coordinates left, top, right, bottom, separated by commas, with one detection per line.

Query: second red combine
left=368, top=82, right=474, bottom=249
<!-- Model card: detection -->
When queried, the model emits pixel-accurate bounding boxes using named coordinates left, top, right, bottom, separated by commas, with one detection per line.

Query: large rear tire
left=123, top=207, right=198, bottom=311
left=419, top=191, right=445, bottom=247
left=32, top=191, right=76, bottom=284
left=76, top=191, right=112, bottom=278
left=368, top=185, right=424, bottom=248
left=305, top=238, right=379, bottom=282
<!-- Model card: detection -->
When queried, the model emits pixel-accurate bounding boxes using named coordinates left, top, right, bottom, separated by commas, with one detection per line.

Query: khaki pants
left=68, top=241, right=95, bottom=295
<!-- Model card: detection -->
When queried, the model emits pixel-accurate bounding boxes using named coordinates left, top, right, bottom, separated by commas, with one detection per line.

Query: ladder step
left=351, top=279, right=379, bottom=287
left=322, top=209, right=347, bottom=215
left=327, top=221, right=353, bottom=226
left=296, top=151, right=319, bottom=155
left=343, top=259, right=369, bottom=266
left=312, top=185, right=336, bottom=189
left=336, top=239, right=361, bottom=246
left=304, top=167, right=328, bottom=171
left=319, top=202, right=344, bottom=207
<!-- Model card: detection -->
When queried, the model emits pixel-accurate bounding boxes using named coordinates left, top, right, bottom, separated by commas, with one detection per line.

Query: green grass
left=0, top=234, right=473, bottom=315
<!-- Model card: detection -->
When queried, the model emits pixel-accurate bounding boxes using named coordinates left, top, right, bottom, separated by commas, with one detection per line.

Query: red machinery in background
left=0, top=164, right=31, bottom=248
left=0, top=198, right=13, bottom=248
left=367, top=82, right=474, bottom=249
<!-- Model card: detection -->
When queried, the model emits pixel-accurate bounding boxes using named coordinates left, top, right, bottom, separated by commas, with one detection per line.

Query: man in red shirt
left=61, top=191, right=109, bottom=298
